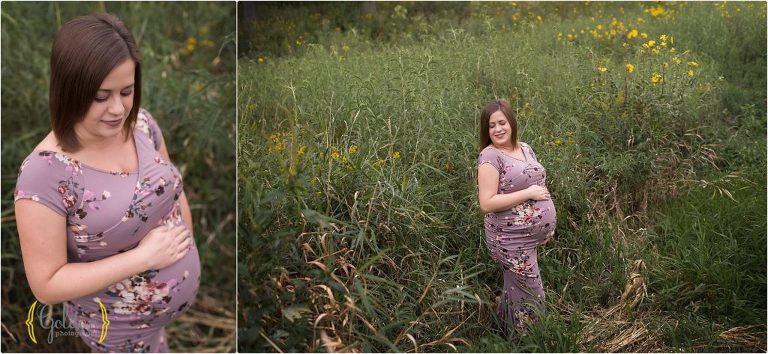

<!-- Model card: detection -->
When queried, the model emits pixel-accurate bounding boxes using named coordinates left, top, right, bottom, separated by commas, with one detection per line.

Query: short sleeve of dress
left=138, top=109, right=165, bottom=152
left=477, top=146, right=502, bottom=173
left=14, top=152, right=82, bottom=217
left=523, top=142, right=538, bottom=162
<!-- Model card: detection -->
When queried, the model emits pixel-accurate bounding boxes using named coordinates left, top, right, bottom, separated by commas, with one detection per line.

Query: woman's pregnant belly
left=64, top=232, right=201, bottom=341
left=484, top=199, right=557, bottom=253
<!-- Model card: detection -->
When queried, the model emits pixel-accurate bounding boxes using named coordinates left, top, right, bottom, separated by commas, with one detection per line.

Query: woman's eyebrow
left=97, top=84, right=135, bottom=92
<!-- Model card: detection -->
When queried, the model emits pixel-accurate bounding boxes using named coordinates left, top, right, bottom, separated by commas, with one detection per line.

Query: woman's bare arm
left=477, top=163, right=550, bottom=213
left=16, top=200, right=191, bottom=305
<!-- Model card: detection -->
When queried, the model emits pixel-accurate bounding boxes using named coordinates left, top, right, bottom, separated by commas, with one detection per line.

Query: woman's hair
left=49, top=13, right=142, bottom=152
left=479, top=99, right=517, bottom=151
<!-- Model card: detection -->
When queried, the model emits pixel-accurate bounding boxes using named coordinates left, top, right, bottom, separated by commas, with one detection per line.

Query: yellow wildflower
left=597, top=66, right=608, bottom=73
left=687, top=61, right=699, bottom=67
left=373, top=159, right=385, bottom=168
left=191, top=82, right=205, bottom=93
left=297, top=145, right=306, bottom=156
left=186, top=36, right=197, bottom=51
left=660, top=34, right=668, bottom=42
left=651, top=48, right=660, bottom=55
left=296, top=36, right=304, bottom=46
left=626, top=63, right=635, bottom=73
left=673, top=56, right=682, bottom=64
left=647, top=40, right=656, bottom=47
left=554, top=139, right=562, bottom=145
left=641, top=32, right=648, bottom=38
left=331, top=147, right=340, bottom=160
left=349, top=145, right=358, bottom=154
left=687, top=69, right=694, bottom=77
left=650, top=72, right=663, bottom=85
left=257, top=56, right=266, bottom=64
left=662, top=62, right=669, bottom=68
left=648, top=5, right=666, bottom=17
left=269, top=133, right=285, bottom=153
left=393, top=151, right=401, bottom=160
left=536, top=15, right=543, bottom=22
left=670, top=47, right=676, bottom=53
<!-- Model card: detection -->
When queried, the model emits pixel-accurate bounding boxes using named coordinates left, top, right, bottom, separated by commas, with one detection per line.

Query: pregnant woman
left=14, top=13, right=200, bottom=352
left=476, top=99, right=556, bottom=332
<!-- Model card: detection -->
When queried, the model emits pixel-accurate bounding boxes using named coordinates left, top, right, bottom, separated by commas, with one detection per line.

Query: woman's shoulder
left=479, top=145, right=499, bottom=156
left=134, top=108, right=158, bottom=134
left=19, top=149, right=84, bottom=177
left=519, top=141, right=536, bottom=152
left=134, top=108, right=164, bottom=150
left=22, top=132, right=83, bottom=175
left=477, top=145, right=504, bottom=170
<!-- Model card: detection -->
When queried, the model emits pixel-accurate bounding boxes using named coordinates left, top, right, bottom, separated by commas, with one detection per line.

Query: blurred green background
left=1, top=2, right=236, bottom=352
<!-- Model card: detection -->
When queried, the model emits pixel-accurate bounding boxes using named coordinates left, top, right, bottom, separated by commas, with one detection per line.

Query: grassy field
left=1, top=2, right=236, bottom=352
left=239, top=2, right=766, bottom=352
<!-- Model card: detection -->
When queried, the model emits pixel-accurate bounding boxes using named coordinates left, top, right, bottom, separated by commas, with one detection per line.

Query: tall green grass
left=1, top=2, right=236, bottom=352
left=239, top=2, right=765, bottom=352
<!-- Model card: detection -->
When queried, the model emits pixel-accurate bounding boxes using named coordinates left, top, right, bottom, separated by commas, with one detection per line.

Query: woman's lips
left=101, top=119, right=122, bottom=128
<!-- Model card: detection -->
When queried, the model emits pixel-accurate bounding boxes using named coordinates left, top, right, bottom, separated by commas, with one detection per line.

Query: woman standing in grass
left=14, top=13, right=199, bottom=352
left=477, top=99, right=556, bottom=332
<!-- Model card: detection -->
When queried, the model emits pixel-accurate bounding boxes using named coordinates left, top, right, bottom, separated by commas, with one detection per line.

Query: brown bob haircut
left=479, top=99, right=518, bottom=151
left=50, top=13, right=142, bottom=152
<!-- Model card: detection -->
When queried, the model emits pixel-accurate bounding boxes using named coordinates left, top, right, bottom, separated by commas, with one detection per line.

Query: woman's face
left=488, top=110, right=513, bottom=148
left=74, top=58, right=135, bottom=143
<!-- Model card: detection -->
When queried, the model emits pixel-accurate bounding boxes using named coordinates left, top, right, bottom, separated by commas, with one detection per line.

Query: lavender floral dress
left=14, top=109, right=200, bottom=352
left=478, top=143, right=556, bottom=331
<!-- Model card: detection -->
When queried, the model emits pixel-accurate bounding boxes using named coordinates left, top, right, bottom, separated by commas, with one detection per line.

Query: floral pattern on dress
left=107, top=271, right=177, bottom=316
left=124, top=177, right=154, bottom=223
left=506, top=249, right=539, bottom=279
left=36, top=151, right=84, bottom=173
left=506, top=200, right=543, bottom=226
left=104, top=269, right=193, bottom=330
left=13, top=190, right=40, bottom=202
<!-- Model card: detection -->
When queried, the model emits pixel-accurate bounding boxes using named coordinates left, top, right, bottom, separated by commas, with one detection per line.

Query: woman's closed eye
left=94, top=89, right=132, bottom=102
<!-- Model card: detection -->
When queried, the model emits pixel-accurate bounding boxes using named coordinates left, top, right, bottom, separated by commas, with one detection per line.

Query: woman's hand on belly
left=526, top=185, right=551, bottom=201
left=135, top=224, right=192, bottom=270
left=17, top=201, right=191, bottom=305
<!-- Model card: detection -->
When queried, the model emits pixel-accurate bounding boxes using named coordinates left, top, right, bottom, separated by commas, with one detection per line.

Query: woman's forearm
left=33, top=248, right=149, bottom=305
left=480, top=189, right=532, bottom=214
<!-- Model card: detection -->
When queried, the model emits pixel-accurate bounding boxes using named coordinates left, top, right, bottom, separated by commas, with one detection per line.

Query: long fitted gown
left=14, top=109, right=200, bottom=352
left=477, top=142, right=556, bottom=331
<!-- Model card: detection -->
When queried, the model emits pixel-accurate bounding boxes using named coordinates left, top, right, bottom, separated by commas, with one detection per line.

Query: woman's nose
left=107, top=95, right=126, bottom=116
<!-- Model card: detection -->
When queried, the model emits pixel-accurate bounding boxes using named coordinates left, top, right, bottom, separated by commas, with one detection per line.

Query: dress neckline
left=33, top=132, right=141, bottom=175
left=493, top=144, right=528, bottom=163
